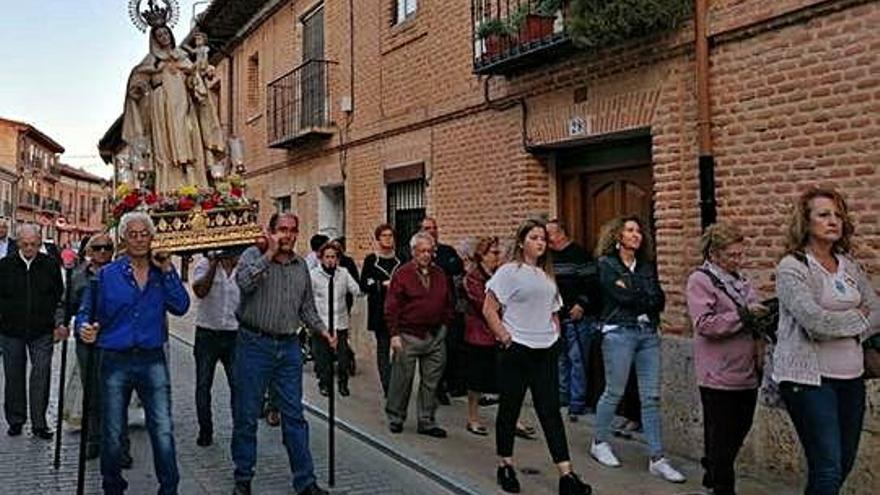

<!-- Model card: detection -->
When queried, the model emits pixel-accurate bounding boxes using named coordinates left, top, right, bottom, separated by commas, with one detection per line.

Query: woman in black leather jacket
left=588, top=216, right=686, bottom=484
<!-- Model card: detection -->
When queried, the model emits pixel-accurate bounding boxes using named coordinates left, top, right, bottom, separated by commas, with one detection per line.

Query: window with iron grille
left=387, top=179, right=426, bottom=255
left=395, top=0, right=417, bottom=24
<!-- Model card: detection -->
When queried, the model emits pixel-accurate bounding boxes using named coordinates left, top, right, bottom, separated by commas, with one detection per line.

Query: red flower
left=122, top=192, right=140, bottom=208
left=201, top=199, right=216, bottom=211
left=145, top=192, right=159, bottom=205
left=178, top=197, right=196, bottom=211
left=230, top=186, right=243, bottom=198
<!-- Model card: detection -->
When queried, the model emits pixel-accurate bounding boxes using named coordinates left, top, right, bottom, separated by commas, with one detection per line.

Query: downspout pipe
left=696, top=0, right=716, bottom=229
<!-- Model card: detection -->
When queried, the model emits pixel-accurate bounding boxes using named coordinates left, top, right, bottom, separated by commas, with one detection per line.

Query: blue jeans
left=595, top=323, right=663, bottom=457
left=780, top=378, right=865, bottom=495
left=232, top=329, right=315, bottom=492
left=558, top=317, right=596, bottom=414
left=101, top=348, right=178, bottom=495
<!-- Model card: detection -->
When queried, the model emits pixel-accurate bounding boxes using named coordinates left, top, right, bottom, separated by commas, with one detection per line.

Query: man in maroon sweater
left=384, top=231, right=454, bottom=437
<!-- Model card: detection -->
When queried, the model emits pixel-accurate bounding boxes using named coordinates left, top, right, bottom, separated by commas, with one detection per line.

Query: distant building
left=0, top=116, right=64, bottom=236
left=56, top=164, right=110, bottom=247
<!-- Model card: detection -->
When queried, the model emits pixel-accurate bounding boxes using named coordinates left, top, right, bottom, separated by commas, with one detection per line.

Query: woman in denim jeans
left=589, top=216, right=686, bottom=483
left=773, top=188, right=879, bottom=495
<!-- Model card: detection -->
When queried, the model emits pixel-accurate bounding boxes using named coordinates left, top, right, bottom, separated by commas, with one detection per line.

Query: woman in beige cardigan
left=773, top=188, right=880, bottom=495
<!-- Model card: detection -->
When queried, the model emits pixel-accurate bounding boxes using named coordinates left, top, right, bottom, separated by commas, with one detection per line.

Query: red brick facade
left=198, top=1, right=879, bottom=489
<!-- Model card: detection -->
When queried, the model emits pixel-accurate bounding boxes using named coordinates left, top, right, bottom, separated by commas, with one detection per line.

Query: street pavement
left=0, top=327, right=452, bottom=494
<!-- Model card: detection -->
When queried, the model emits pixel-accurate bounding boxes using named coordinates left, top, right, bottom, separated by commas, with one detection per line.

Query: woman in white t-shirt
left=484, top=219, right=591, bottom=495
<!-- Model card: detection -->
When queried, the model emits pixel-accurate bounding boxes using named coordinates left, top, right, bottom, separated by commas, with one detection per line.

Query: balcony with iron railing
left=266, top=59, right=336, bottom=149
left=40, top=197, right=62, bottom=214
left=18, top=192, right=41, bottom=210
left=472, top=0, right=572, bottom=75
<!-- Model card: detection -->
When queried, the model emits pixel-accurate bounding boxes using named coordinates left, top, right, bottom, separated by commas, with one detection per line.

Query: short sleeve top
left=486, top=262, right=562, bottom=349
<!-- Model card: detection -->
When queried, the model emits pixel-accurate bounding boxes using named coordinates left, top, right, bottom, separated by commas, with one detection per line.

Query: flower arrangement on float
left=110, top=176, right=253, bottom=225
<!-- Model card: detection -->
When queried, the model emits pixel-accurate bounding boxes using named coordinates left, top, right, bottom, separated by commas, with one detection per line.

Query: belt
left=241, top=326, right=296, bottom=341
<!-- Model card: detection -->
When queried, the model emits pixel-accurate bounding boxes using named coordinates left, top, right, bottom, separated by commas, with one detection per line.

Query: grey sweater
left=772, top=254, right=880, bottom=386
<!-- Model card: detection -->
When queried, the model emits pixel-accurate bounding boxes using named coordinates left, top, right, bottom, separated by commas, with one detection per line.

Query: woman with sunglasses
left=68, top=233, right=126, bottom=462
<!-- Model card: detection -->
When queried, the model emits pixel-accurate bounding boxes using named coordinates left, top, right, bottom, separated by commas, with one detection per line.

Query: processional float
left=112, top=0, right=261, bottom=253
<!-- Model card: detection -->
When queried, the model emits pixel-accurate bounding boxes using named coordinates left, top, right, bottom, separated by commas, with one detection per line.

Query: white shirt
left=0, top=238, right=8, bottom=258
left=193, top=257, right=240, bottom=331
left=310, top=266, right=361, bottom=330
left=486, top=262, right=562, bottom=349
left=19, top=251, right=35, bottom=271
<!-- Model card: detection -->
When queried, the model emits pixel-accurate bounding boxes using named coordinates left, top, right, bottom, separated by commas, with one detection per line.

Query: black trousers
left=496, top=342, right=570, bottom=463
left=314, top=329, right=351, bottom=387
left=438, top=312, right=467, bottom=396
left=374, top=329, right=391, bottom=395
left=194, top=327, right=236, bottom=436
left=700, top=387, right=758, bottom=495
left=1, top=334, right=53, bottom=430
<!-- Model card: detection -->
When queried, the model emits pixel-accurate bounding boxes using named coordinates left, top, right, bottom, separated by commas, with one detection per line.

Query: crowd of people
left=0, top=185, right=877, bottom=495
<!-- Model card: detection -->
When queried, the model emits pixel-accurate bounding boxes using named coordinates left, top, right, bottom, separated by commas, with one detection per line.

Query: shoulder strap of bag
left=696, top=268, right=744, bottom=310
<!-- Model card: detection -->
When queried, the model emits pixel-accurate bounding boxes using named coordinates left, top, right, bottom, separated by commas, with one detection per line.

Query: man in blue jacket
left=78, top=211, right=190, bottom=495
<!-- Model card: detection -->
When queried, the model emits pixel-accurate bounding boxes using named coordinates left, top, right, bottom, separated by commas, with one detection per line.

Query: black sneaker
left=318, top=384, right=330, bottom=397
left=437, top=391, right=451, bottom=405
left=338, top=381, right=350, bottom=397
left=389, top=423, right=403, bottom=434
left=497, top=464, right=521, bottom=493
left=232, top=480, right=251, bottom=495
left=32, top=427, right=53, bottom=440
left=6, top=424, right=23, bottom=436
left=559, top=472, right=592, bottom=495
left=297, top=481, right=328, bottom=495
left=417, top=426, right=447, bottom=438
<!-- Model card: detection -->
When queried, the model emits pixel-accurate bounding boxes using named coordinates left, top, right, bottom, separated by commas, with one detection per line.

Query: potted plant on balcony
left=510, top=0, right=559, bottom=45
left=476, top=17, right=513, bottom=60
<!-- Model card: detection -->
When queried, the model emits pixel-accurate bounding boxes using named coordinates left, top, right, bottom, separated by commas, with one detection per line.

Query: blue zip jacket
left=75, top=256, right=190, bottom=351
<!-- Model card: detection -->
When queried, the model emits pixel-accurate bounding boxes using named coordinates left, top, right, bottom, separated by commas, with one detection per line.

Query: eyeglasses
left=91, top=244, right=114, bottom=252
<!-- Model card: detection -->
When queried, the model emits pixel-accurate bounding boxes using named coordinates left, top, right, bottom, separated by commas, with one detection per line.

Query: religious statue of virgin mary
left=122, top=0, right=225, bottom=194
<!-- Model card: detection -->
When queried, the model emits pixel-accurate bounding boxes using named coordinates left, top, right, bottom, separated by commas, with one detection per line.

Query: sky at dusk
left=0, top=0, right=209, bottom=178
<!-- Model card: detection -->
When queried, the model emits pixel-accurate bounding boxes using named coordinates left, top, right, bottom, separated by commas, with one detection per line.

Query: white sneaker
left=649, top=457, right=687, bottom=483
left=590, top=441, right=621, bottom=467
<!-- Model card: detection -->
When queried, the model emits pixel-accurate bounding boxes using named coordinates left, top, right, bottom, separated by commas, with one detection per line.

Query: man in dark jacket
left=547, top=219, right=601, bottom=420
left=0, top=224, right=66, bottom=439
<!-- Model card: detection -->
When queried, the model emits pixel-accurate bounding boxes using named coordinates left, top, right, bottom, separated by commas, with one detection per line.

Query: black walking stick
left=76, top=278, right=99, bottom=495
left=327, top=267, right=336, bottom=487
left=54, top=266, right=74, bottom=469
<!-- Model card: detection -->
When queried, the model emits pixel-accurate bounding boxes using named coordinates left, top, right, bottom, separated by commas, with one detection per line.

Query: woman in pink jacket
left=686, top=222, right=767, bottom=495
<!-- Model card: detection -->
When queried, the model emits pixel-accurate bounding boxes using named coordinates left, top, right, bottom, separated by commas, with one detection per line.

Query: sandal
left=466, top=423, right=489, bottom=436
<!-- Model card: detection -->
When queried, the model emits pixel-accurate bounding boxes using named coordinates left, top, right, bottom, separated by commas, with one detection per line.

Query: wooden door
left=582, top=166, right=653, bottom=253
left=556, top=137, right=653, bottom=254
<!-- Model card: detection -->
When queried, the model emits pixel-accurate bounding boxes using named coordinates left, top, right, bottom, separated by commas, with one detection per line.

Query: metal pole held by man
left=53, top=266, right=74, bottom=469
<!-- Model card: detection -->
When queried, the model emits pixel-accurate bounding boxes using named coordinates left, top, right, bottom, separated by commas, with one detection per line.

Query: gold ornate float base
left=150, top=205, right=261, bottom=253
